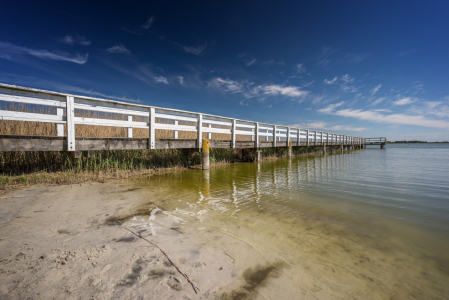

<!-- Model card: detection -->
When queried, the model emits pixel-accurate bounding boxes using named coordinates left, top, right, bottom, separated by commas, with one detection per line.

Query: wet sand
left=0, top=175, right=448, bottom=299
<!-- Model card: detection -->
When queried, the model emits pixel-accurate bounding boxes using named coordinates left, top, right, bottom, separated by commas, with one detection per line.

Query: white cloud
left=154, top=76, right=168, bottom=84
left=340, top=74, right=357, bottom=92
left=292, top=121, right=367, bottom=132
left=324, top=77, right=337, bottom=84
left=319, top=103, right=449, bottom=129
left=318, top=101, right=344, bottom=114
left=257, top=84, right=309, bottom=98
left=246, top=58, right=257, bottom=66
left=106, top=44, right=131, bottom=55
left=296, top=63, right=306, bottom=73
left=392, top=97, right=415, bottom=106
left=372, top=97, right=387, bottom=106
left=59, top=35, right=91, bottom=46
left=317, top=46, right=335, bottom=67
left=371, top=84, right=382, bottom=95
left=208, top=77, right=309, bottom=99
left=0, top=41, right=88, bottom=64
left=208, top=78, right=243, bottom=93
left=142, top=17, right=155, bottom=29
left=178, top=76, right=184, bottom=85
left=176, top=42, right=207, bottom=55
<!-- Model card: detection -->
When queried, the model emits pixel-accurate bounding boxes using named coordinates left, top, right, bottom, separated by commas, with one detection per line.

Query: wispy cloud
left=0, top=41, right=88, bottom=64
left=257, top=84, right=308, bottom=98
left=324, top=76, right=337, bottom=84
left=340, top=74, right=358, bottom=92
left=296, top=63, right=306, bottom=73
left=246, top=58, right=257, bottom=66
left=142, top=17, right=155, bottom=29
left=208, top=78, right=243, bottom=93
left=392, top=97, right=415, bottom=106
left=58, top=34, right=91, bottom=46
left=319, top=102, right=449, bottom=129
left=345, top=53, right=370, bottom=63
left=154, top=76, right=168, bottom=84
left=398, top=49, right=418, bottom=56
left=371, top=84, right=382, bottom=95
left=317, top=46, right=335, bottom=67
left=106, top=44, right=131, bottom=55
left=208, top=77, right=309, bottom=100
left=318, top=101, right=344, bottom=114
left=292, top=121, right=367, bottom=132
left=372, top=97, right=387, bottom=106
left=176, top=41, right=207, bottom=55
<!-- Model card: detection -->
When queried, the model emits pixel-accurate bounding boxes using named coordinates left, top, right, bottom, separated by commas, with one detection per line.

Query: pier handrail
left=0, top=83, right=365, bottom=151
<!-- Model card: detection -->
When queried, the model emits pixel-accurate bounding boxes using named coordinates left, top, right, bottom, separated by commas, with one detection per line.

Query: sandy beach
left=0, top=171, right=447, bottom=300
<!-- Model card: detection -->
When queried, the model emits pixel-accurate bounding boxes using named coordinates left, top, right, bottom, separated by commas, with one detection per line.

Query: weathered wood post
left=314, top=130, right=317, bottom=146
left=287, top=141, right=292, bottom=159
left=273, top=125, right=277, bottom=148
left=202, top=139, right=210, bottom=170
left=323, top=142, right=326, bottom=154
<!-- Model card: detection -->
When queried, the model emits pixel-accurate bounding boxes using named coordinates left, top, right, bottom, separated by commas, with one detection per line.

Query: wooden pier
left=0, top=83, right=382, bottom=169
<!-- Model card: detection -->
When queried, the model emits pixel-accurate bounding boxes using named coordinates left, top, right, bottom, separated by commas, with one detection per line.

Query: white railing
left=0, top=83, right=365, bottom=151
left=365, top=137, right=387, bottom=144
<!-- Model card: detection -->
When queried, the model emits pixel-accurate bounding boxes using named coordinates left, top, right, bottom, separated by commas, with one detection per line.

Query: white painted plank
left=149, top=108, right=155, bottom=149
left=154, top=123, right=197, bottom=132
left=197, top=114, right=203, bottom=149
left=0, top=110, right=64, bottom=123
left=74, top=117, right=148, bottom=128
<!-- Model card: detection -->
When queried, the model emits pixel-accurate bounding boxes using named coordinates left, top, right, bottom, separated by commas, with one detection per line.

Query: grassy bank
left=0, top=146, right=324, bottom=190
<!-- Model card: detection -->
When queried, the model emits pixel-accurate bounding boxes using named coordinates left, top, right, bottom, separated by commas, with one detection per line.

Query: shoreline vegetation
left=0, top=146, right=326, bottom=191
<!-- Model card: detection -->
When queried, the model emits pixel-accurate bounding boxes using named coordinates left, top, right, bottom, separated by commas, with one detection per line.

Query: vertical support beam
left=56, top=108, right=64, bottom=137
left=66, top=96, right=75, bottom=151
left=287, top=141, right=292, bottom=159
left=287, top=127, right=291, bottom=146
left=202, top=138, right=210, bottom=170
left=306, top=130, right=309, bottom=147
left=255, top=123, right=260, bottom=149
left=314, top=131, right=317, bottom=146
left=127, top=115, right=133, bottom=138
left=173, top=120, right=178, bottom=139
left=207, top=123, right=211, bottom=139
left=297, top=128, right=301, bottom=146
left=251, top=127, right=254, bottom=142
left=231, top=119, right=236, bottom=148
left=273, top=125, right=277, bottom=147
left=265, top=129, right=268, bottom=141
left=149, top=107, right=155, bottom=149
left=197, top=114, right=203, bottom=149
left=320, top=132, right=323, bottom=146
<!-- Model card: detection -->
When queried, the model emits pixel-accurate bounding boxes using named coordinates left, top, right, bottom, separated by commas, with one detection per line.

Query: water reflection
left=132, top=146, right=449, bottom=298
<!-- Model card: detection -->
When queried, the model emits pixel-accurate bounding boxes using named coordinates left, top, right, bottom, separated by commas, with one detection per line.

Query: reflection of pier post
left=202, top=169, right=210, bottom=198
left=287, top=141, right=292, bottom=159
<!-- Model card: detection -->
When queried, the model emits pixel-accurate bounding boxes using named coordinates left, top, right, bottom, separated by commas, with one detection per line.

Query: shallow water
left=129, top=144, right=449, bottom=298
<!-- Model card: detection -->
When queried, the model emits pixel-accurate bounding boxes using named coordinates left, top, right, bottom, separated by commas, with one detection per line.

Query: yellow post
left=287, top=141, right=292, bottom=159
left=202, top=139, right=210, bottom=170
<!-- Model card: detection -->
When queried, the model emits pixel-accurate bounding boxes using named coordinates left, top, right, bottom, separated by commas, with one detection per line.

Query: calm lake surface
left=131, top=144, right=449, bottom=298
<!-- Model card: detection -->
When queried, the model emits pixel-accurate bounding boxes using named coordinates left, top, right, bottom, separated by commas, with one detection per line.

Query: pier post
left=287, top=141, right=292, bottom=159
left=323, top=142, right=326, bottom=154
left=202, top=139, right=210, bottom=170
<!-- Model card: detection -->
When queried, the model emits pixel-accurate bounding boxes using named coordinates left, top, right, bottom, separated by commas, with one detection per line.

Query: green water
left=129, top=144, right=449, bottom=298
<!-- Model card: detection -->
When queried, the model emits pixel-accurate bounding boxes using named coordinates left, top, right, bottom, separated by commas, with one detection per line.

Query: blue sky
left=1, top=1, right=448, bottom=141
